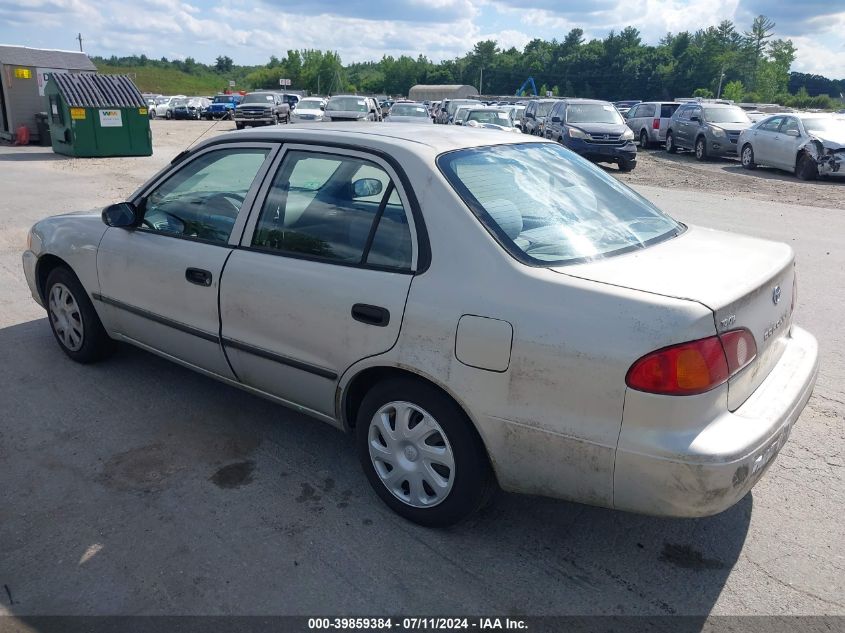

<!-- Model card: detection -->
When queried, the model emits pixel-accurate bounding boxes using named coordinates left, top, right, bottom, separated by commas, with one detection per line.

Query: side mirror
left=690, top=115, right=700, bottom=123
left=785, top=129, right=800, bottom=137
left=320, top=105, right=325, bottom=110
left=352, top=178, right=383, bottom=198
left=102, top=202, right=139, bottom=228
left=551, top=116, right=561, bottom=123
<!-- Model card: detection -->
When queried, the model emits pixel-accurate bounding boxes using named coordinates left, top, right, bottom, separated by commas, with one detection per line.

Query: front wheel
left=695, top=136, right=708, bottom=161
left=796, top=153, right=818, bottom=180
left=45, top=267, right=114, bottom=363
left=356, top=378, right=494, bottom=527
left=618, top=159, right=636, bottom=172
left=149, top=110, right=156, bottom=120
left=666, top=131, right=677, bottom=154
left=165, top=110, right=172, bottom=120
left=741, top=144, right=756, bottom=170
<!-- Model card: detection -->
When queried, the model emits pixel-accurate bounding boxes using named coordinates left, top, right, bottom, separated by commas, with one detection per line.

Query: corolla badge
left=772, top=285, right=782, bottom=305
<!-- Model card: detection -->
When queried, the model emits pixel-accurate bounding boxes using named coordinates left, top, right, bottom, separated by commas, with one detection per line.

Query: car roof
left=194, top=124, right=551, bottom=157
left=559, top=98, right=612, bottom=105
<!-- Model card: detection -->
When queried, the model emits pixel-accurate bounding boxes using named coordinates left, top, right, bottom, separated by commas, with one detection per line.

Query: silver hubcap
left=696, top=141, right=703, bottom=157
left=743, top=147, right=752, bottom=164
left=368, top=401, right=455, bottom=508
left=49, top=283, right=84, bottom=351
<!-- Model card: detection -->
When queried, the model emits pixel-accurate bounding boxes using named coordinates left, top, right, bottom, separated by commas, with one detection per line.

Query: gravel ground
left=0, top=120, right=842, bottom=621
left=616, top=145, right=845, bottom=210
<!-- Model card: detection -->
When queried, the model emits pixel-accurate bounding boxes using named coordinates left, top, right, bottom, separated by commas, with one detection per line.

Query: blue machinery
left=515, top=77, right=538, bottom=97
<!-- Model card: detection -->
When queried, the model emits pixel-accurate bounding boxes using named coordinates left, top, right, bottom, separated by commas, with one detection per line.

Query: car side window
left=251, top=151, right=412, bottom=270
left=140, top=148, right=270, bottom=244
left=677, top=106, right=690, bottom=121
left=641, top=104, right=656, bottom=118
left=627, top=105, right=639, bottom=118
left=691, top=107, right=703, bottom=121
left=780, top=117, right=800, bottom=135
left=759, top=117, right=784, bottom=132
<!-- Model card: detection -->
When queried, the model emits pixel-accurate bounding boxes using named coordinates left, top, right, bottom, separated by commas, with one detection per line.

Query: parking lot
left=1, top=119, right=843, bottom=618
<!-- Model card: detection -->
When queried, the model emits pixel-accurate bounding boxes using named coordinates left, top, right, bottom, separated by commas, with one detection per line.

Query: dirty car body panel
left=22, top=125, right=818, bottom=521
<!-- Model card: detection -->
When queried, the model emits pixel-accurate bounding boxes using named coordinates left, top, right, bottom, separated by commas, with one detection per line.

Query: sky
left=1, top=0, right=843, bottom=80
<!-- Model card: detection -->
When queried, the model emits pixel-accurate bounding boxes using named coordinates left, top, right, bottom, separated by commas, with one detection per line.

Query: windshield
left=703, top=107, right=750, bottom=124
left=213, top=96, right=235, bottom=104
left=391, top=104, right=428, bottom=117
left=802, top=117, right=845, bottom=135
left=448, top=100, right=480, bottom=115
left=173, top=98, right=188, bottom=106
left=298, top=99, right=323, bottom=110
left=566, top=103, right=624, bottom=125
left=467, top=110, right=512, bottom=125
left=437, top=143, right=683, bottom=266
left=243, top=93, right=275, bottom=104
left=327, top=97, right=368, bottom=112
left=537, top=102, right=554, bottom=117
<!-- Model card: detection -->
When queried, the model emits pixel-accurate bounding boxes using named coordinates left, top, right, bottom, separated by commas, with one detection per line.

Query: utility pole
left=317, top=74, right=320, bottom=96
left=716, top=66, right=726, bottom=99
left=479, top=67, right=483, bottom=95
left=76, top=33, right=83, bottom=52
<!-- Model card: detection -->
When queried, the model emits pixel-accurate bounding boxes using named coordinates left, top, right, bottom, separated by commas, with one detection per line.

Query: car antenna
left=171, top=115, right=229, bottom=165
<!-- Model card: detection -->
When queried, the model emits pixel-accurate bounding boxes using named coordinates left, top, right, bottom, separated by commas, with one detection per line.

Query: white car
left=22, top=126, right=818, bottom=527
left=290, top=97, right=326, bottom=122
left=738, top=113, right=845, bottom=180
left=149, top=95, right=186, bottom=120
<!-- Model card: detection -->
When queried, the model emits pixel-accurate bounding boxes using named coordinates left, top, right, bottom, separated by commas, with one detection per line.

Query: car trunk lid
left=552, top=225, right=795, bottom=410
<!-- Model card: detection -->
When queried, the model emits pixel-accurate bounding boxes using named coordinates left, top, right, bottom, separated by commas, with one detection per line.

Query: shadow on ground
left=0, top=318, right=751, bottom=619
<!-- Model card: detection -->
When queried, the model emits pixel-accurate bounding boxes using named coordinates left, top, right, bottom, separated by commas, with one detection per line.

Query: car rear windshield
left=327, top=97, right=368, bottom=112
left=437, top=143, right=683, bottom=266
left=802, top=117, right=845, bottom=134
left=703, top=107, right=750, bottom=124
left=391, top=104, right=428, bottom=117
left=566, top=103, right=624, bottom=124
left=661, top=103, right=680, bottom=118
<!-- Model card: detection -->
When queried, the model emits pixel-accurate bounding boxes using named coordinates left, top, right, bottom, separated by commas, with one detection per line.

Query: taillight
left=626, top=328, right=757, bottom=396
left=652, top=118, right=660, bottom=129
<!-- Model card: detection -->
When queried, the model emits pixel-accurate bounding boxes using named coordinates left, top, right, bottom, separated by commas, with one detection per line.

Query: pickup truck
left=233, top=92, right=291, bottom=128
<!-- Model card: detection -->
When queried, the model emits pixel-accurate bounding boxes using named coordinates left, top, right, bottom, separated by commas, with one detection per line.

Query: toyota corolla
left=22, top=126, right=818, bottom=527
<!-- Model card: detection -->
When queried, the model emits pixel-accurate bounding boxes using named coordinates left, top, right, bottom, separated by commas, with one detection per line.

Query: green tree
left=722, top=80, right=744, bottom=102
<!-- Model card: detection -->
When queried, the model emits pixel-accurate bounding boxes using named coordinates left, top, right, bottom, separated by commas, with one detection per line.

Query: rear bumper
left=613, top=325, right=819, bottom=517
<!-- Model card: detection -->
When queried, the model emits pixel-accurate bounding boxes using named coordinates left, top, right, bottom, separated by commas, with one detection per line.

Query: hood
left=709, top=122, right=751, bottom=133
left=294, top=109, right=323, bottom=117
left=325, top=110, right=368, bottom=119
left=386, top=116, right=431, bottom=123
left=568, top=122, right=628, bottom=136
left=813, top=132, right=845, bottom=149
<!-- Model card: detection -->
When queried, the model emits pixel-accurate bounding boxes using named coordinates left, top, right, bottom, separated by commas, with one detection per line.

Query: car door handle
left=185, top=267, right=212, bottom=287
left=351, top=303, right=390, bottom=327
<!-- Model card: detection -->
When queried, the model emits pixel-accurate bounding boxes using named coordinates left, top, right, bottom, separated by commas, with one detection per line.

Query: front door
left=753, top=116, right=785, bottom=168
left=219, top=145, right=420, bottom=418
left=96, top=143, right=277, bottom=377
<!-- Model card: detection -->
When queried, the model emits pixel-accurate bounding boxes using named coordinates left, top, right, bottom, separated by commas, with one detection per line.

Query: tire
left=165, top=110, right=172, bottom=120
left=741, top=144, right=757, bottom=170
left=45, top=267, right=114, bottom=364
left=666, top=131, right=677, bottom=154
left=235, top=122, right=244, bottom=130
left=618, top=159, right=636, bottom=172
left=149, top=110, right=156, bottom=120
left=796, top=153, right=818, bottom=180
left=695, top=136, right=708, bottom=161
left=356, top=377, right=494, bottom=527
left=639, top=130, right=650, bottom=150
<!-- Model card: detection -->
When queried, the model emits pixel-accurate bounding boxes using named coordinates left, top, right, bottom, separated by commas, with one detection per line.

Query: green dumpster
left=44, top=73, right=152, bottom=157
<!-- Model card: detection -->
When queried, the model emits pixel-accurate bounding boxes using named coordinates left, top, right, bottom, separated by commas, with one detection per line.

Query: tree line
left=93, top=15, right=844, bottom=108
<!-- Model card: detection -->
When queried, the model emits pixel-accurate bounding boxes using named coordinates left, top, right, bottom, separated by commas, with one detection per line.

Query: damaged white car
left=739, top=113, right=845, bottom=179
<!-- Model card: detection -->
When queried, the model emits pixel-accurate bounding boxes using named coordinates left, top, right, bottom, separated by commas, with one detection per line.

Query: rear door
left=96, top=142, right=278, bottom=376
left=219, top=145, right=420, bottom=418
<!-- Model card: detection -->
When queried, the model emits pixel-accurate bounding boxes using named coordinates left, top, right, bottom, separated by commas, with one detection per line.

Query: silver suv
left=665, top=102, right=753, bottom=160
left=625, top=102, right=680, bottom=149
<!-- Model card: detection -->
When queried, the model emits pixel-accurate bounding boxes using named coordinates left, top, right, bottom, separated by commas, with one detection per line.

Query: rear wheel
left=796, top=153, right=818, bottom=180
left=45, top=267, right=114, bottom=364
left=695, top=136, right=708, bottom=161
left=149, top=109, right=156, bottom=120
left=741, top=144, right=756, bottom=170
left=666, top=131, right=677, bottom=154
left=356, top=378, right=494, bottom=527
left=165, top=110, right=172, bottom=120
left=639, top=130, right=650, bottom=150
